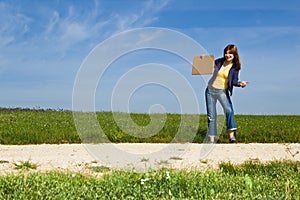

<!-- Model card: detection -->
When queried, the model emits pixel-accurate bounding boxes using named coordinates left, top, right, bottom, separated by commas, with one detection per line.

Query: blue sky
left=1, top=0, right=300, bottom=114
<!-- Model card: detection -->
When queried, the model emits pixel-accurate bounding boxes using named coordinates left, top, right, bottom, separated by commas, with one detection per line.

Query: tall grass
left=232, top=115, right=300, bottom=143
left=0, top=161, right=299, bottom=199
left=0, top=108, right=299, bottom=144
left=0, top=108, right=79, bottom=144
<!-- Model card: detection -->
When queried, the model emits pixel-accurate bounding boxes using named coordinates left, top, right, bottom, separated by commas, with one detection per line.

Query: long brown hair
left=223, top=44, right=241, bottom=70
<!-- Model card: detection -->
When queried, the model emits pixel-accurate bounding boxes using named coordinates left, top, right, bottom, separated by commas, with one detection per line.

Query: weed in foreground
left=14, top=160, right=37, bottom=170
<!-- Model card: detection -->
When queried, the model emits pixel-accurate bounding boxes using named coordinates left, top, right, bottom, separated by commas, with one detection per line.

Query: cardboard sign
left=192, top=55, right=214, bottom=75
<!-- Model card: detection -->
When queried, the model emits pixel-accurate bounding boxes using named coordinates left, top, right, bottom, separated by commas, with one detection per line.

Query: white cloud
left=44, top=11, right=60, bottom=38
left=0, top=35, right=14, bottom=47
left=39, top=0, right=171, bottom=55
left=110, top=0, right=170, bottom=32
left=58, top=22, right=91, bottom=52
left=0, top=3, right=32, bottom=47
left=0, top=0, right=172, bottom=55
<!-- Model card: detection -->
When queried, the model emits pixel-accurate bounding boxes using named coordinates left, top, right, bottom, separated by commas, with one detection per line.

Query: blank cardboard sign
left=192, top=55, right=214, bottom=75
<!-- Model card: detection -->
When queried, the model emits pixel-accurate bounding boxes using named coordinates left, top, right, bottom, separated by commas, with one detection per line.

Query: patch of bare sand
left=0, top=143, right=299, bottom=175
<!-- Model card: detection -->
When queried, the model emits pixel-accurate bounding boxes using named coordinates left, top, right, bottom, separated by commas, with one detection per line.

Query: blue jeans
left=205, top=87, right=237, bottom=137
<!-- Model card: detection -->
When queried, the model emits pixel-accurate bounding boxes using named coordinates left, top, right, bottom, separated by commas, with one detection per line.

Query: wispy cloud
left=0, top=2, right=32, bottom=47
left=104, top=0, right=170, bottom=33
left=0, top=0, right=172, bottom=83
left=44, top=11, right=60, bottom=38
left=39, top=0, right=170, bottom=55
left=1, top=0, right=170, bottom=56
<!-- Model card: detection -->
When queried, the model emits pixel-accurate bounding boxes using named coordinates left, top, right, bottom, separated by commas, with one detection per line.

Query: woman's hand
left=238, top=81, right=248, bottom=88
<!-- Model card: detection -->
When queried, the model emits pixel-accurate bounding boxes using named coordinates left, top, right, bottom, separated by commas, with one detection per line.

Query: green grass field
left=0, top=108, right=299, bottom=199
left=0, top=160, right=299, bottom=199
left=0, top=108, right=299, bottom=144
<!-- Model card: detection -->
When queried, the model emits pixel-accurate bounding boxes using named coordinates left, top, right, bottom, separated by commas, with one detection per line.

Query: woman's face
left=225, top=51, right=234, bottom=63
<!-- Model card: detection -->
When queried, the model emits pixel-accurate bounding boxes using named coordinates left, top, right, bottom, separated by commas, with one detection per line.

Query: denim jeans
left=205, top=87, right=237, bottom=137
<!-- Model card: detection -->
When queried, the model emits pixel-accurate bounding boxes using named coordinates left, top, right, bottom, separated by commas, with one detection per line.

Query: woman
left=205, top=44, right=247, bottom=143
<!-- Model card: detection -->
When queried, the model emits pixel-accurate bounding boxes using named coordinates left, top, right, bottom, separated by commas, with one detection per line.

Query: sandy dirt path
left=0, top=143, right=299, bottom=174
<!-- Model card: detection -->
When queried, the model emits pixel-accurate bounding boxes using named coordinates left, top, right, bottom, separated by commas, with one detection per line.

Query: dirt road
left=0, top=143, right=299, bottom=174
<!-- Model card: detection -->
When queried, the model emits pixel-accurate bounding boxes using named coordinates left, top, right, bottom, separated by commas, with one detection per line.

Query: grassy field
left=0, top=108, right=299, bottom=199
left=0, top=160, right=299, bottom=199
left=0, top=108, right=299, bottom=144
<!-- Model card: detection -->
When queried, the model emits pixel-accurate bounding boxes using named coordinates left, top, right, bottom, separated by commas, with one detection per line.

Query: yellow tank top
left=212, top=64, right=233, bottom=89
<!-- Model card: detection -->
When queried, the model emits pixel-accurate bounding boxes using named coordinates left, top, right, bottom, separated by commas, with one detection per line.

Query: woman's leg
left=218, top=90, right=237, bottom=142
left=205, top=88, right=218, bottom=139
left=228, top=130, right=235, bottom=138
